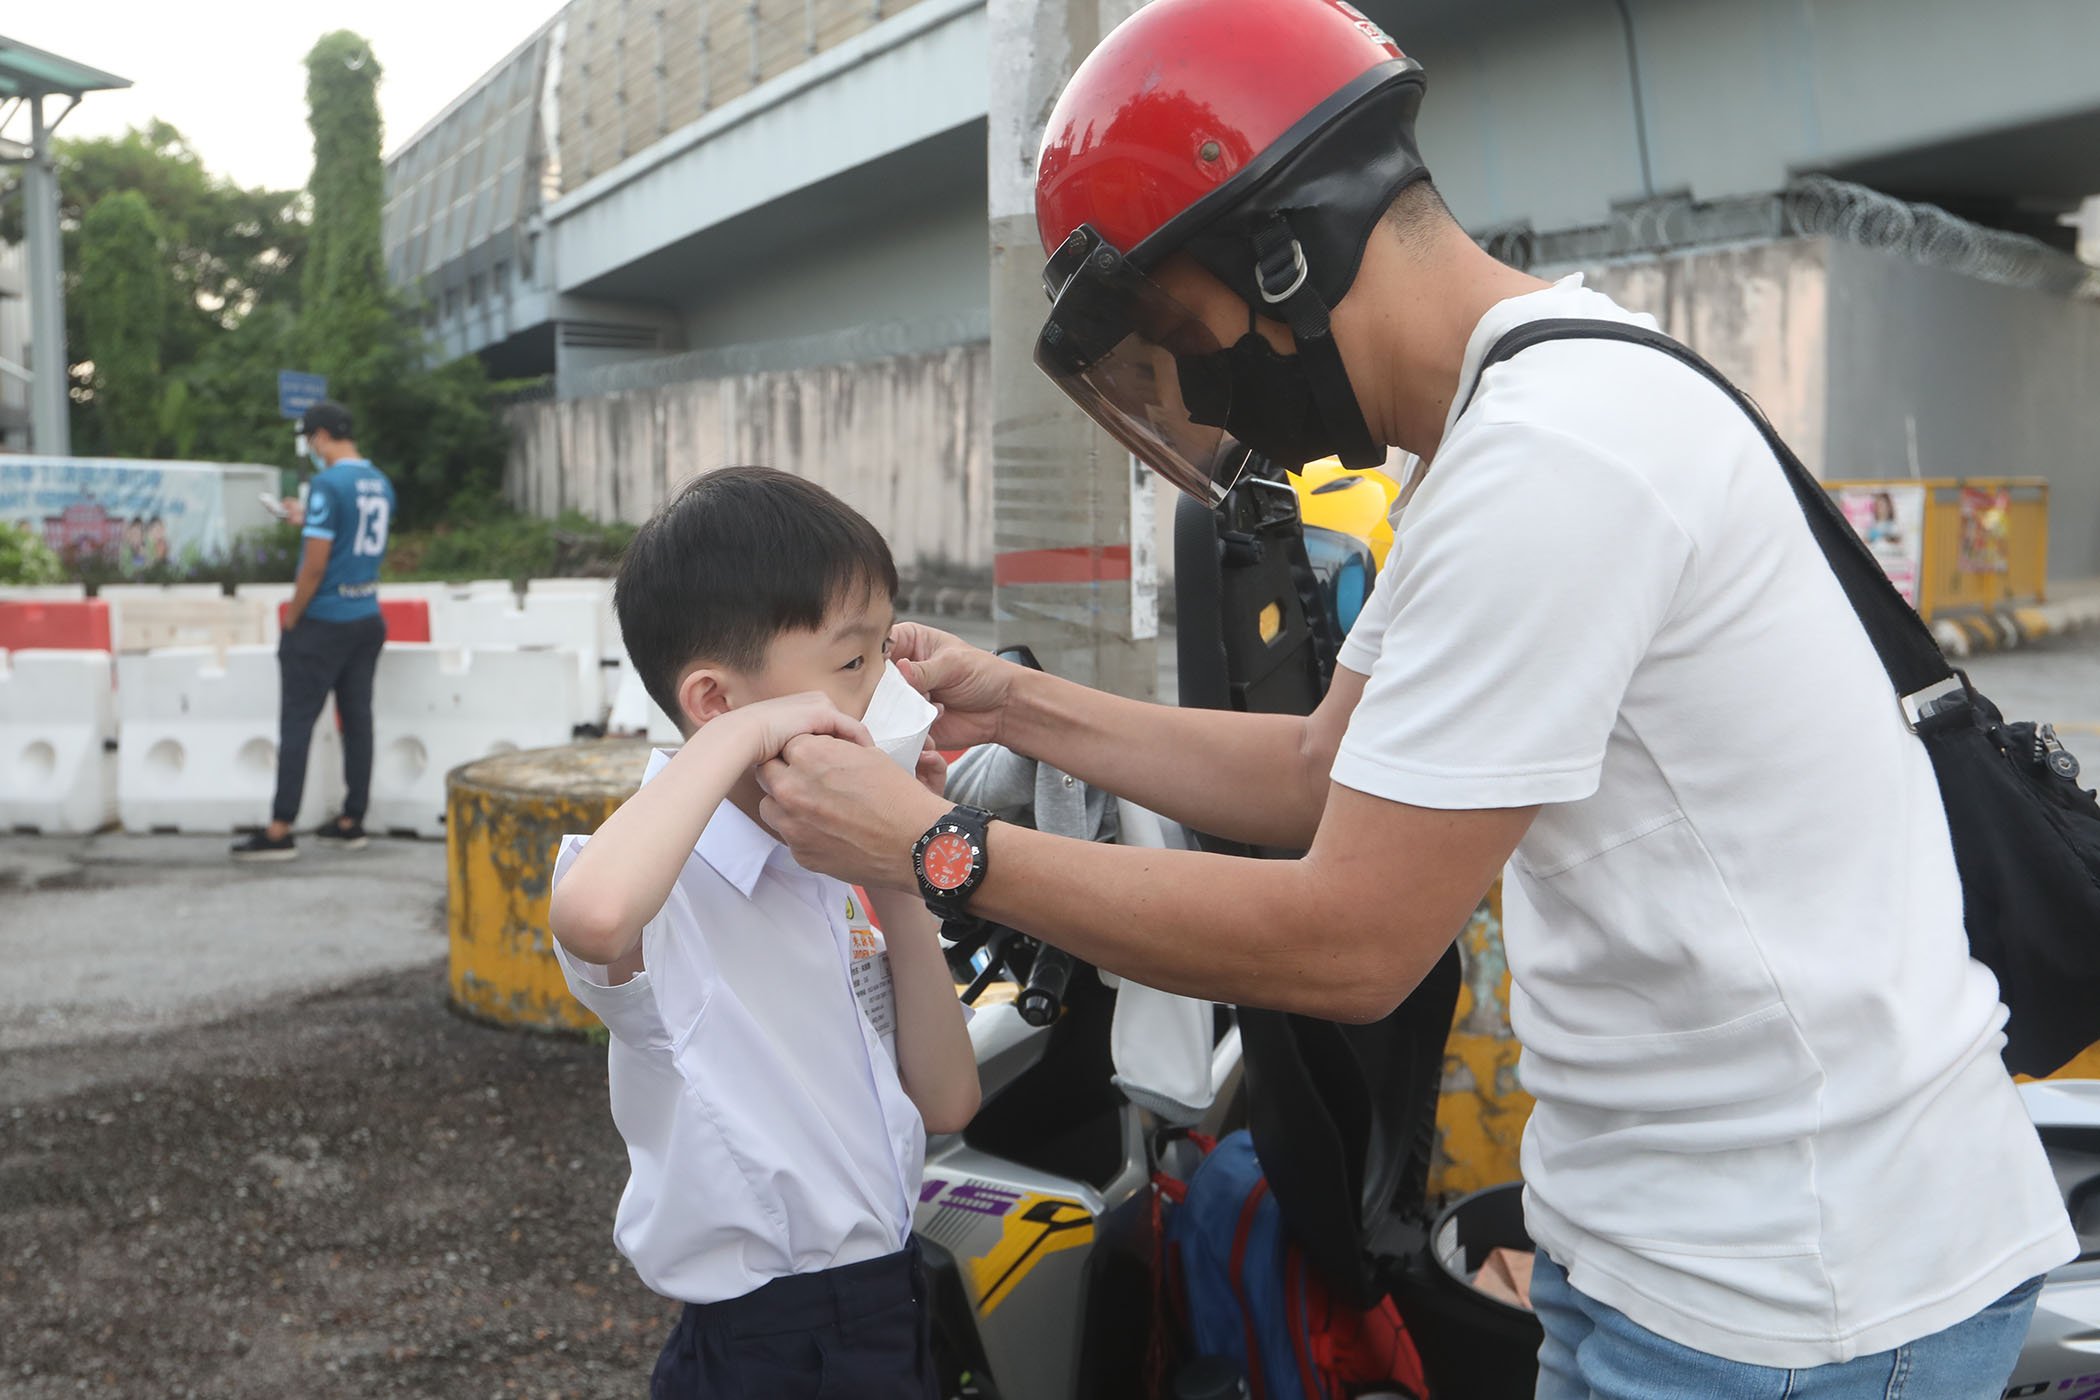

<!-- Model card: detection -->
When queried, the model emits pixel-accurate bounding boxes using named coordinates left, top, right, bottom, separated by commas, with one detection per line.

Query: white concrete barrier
left=366, top=645, right=581, bottom=836
left=0, top=648, right=116, bottom=834
left=102, top=587, right=266, bottom=655
left=101, top=583, right=227, bottom=601
left=526, top=577, right=621, bottom=660
left=606, top=656, right=682, bottom=744
left=405, top=580, right=522, bottom=649
left=0, top=584, right=88, bottom=601
left=233, top=583, right=297, bottom=645
left=115, top=647, right=342, bottom=833
left=445, top=593, right=604, bottom=724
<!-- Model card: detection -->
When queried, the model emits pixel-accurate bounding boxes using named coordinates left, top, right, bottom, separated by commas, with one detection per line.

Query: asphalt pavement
left=4, top=619, right=2097, bottom=1395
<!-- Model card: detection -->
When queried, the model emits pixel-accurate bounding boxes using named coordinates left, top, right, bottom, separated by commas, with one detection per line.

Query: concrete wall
left=1577, top=234, right=2100, bottom=581
left=679, top=176, right=989, bottom=354
left=1823, top=242, right=2100, bottom=580
left=1577, top=239, right=1832, bottom=475
left=1396, top=0, right=2100, bottom=236
left=505, top=343, right=991, bottom=582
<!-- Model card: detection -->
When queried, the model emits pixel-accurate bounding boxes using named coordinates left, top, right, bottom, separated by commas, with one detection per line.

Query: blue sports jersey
left=301, top=458, right=396, bottom=622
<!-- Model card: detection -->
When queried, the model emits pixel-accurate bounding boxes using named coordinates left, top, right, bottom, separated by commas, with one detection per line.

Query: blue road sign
left=278, top=371, right=328, bottom=420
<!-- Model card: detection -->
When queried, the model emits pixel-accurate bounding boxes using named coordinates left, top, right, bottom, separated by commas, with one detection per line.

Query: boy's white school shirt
left=552, top=747, right=928, bottom=1306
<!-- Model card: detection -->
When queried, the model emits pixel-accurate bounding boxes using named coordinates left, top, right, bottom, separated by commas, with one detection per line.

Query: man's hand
left=760, top=734, right=947, bottom=891
left=729, top=692, right=872, bottom=767
left=891, top=623, right=1018, bottom=750
left=282, top=497, right=305, bottom=528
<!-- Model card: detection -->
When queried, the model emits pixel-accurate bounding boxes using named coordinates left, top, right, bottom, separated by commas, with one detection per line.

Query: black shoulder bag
left=1471, top=318, right=2100, bottom=1078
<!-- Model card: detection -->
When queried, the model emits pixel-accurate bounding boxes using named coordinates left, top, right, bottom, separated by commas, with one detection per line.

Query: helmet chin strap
left=1249, top=217, right=1384, bottom=469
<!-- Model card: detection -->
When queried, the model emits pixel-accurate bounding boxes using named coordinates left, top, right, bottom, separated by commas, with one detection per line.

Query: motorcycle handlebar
left=1015, top=946, right=1076, bottom=1027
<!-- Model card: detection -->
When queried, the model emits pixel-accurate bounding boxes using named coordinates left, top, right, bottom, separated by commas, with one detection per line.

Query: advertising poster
left=0, top=457, right=233, bottom=571
left=1836, top=484, right=1925, bottom=607
left=1959, top=486, right=2012, bottom=576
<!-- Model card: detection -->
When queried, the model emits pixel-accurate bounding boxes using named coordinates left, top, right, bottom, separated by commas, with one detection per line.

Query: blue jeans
left=1533, top=1251, right=2041, bottom=1400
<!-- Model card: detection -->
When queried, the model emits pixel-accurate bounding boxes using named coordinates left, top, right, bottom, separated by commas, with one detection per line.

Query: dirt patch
left=0, top=963, right=678, bottom=1398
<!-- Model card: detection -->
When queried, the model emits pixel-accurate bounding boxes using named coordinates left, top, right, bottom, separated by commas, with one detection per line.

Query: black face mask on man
left=1176, top=327, right=1348, bottom=471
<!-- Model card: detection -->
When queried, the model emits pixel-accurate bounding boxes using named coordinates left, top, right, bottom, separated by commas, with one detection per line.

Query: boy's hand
left=913, top=739, right=948, bottom=799
left=733, top=692, right=872, bottom=765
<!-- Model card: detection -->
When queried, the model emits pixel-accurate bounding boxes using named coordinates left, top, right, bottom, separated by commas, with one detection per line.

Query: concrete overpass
left=385, top=0, right=2100, bottom=392
left=386, top=0, right=2100, bottom=580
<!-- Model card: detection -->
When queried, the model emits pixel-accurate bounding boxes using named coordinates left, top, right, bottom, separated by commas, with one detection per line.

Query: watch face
left=920, top=830, right=976, bottom=892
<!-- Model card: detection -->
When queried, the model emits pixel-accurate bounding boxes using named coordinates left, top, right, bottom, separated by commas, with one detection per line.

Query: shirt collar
left=1439, top=272, right=1591, bottom=443
left=640, top=747, right=788, bottom=899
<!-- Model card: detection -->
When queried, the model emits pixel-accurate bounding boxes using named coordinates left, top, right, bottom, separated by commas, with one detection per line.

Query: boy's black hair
left=616, top=467, right=899, bottom=728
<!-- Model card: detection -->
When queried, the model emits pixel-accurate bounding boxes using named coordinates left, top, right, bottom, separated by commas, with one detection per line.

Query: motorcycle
left=912, top=648, right=1246, bottom=1400
left=914, top=460, right=2100, bottom=1400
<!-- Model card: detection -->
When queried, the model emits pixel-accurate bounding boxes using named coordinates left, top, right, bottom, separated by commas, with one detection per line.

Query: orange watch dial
left=921, top=830, right=976, bottom=891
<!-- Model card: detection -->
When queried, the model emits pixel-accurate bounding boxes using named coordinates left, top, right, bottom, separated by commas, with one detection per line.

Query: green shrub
left=61, top=523, right=306, bottom=593
left=383, top=509, right=634, bottom=585
left=0, top=523, right=67, bottom=585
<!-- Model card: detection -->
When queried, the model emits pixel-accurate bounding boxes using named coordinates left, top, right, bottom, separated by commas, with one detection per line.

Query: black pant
left=651, top=1243, right=938, bottom=1400
left=273, top=614, right=386, bottom=826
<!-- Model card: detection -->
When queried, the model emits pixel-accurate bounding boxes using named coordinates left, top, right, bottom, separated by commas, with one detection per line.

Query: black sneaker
left=231, top=830, right=298, bottom=862
left=313, top=818, right=369, bottom=851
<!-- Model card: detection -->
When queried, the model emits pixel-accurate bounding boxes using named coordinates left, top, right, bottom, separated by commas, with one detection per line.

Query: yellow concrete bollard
left=446, top=741, right=653, bottom=1031
left=1430, top=882, right=1533, bottom=1199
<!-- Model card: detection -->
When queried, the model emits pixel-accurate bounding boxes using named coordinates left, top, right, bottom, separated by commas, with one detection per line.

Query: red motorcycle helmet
left=1032, top=0, right=1430, bottom=501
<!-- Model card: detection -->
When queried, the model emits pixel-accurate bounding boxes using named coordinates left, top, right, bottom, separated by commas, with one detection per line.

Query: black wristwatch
left=913, top=805, right=994, bottom=919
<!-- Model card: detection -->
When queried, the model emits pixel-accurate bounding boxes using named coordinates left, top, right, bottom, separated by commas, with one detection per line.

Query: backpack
left=1162, top=1131, right=1429, bottom=1400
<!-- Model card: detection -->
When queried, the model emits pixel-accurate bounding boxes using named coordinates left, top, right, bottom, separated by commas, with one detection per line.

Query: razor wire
left=1488, top=175, right=2096, bottom=299
left=1781, top=175, right=2093, bottom=297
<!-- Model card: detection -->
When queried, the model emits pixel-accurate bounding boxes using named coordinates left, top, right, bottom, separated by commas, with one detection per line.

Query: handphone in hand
left=259, top=492, right=289, bottom=520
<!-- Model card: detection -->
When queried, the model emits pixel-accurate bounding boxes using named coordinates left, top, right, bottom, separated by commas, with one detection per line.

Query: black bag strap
left=1461, top=318, right=1963, bottom=724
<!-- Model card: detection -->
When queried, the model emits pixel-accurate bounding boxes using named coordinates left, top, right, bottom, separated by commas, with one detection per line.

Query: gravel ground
left=0, top=962, right=677, bottom=1399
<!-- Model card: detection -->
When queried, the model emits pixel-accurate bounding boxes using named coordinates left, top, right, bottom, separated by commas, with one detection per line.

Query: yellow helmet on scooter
left=1290, top=457, right=1400, bottom=570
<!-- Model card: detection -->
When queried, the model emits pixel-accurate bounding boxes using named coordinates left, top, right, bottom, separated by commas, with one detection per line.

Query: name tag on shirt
left=846, top=901, right=898, bottom=1055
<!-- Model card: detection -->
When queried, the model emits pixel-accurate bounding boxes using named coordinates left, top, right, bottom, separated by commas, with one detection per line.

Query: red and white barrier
left=366, top=645, right=581, bottom=836
left=444, top=593, right=604, bottom=724
left=0, top=649, right=116, bottom=834
left=115, top=647, right=342, bottom=833
left=0, top=598, right=113, bottom=652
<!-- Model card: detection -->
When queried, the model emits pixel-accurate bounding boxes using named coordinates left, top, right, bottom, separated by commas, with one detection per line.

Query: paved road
left=0, top=834, right=447, bottom=1074
left=1962, top=631, right=2100, bottom=742
left=6, top=622, right=2090, bottom=1076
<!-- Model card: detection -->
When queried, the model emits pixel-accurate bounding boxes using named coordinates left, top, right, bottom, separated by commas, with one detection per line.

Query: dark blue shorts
left=650, top=1242, right=937, bottom=1399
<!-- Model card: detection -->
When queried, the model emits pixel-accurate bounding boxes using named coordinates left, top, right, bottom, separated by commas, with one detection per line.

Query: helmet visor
left=1035, top=227, right=1255, bottom=504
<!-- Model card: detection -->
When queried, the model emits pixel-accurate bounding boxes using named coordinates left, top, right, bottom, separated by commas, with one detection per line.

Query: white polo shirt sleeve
left=1332, top=422, right=1696, bottom=810
left=549, top=834, right=673, bottom=1051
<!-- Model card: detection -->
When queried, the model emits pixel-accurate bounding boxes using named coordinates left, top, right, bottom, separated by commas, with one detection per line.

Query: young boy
left=548, top=467, right=979, bottom=1400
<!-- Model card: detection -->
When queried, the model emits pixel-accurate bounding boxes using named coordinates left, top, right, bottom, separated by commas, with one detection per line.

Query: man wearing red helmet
left=763, top=0, right=2073, bottom=1393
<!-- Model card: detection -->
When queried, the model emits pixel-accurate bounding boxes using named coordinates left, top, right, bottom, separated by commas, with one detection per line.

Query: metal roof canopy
left=0, top=34, right=131, bottom=99
left=0, top=35, right=130, bottom=457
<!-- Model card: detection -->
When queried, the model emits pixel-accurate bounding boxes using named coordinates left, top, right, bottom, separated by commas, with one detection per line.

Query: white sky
left=7, top=1, right=564, bottom=191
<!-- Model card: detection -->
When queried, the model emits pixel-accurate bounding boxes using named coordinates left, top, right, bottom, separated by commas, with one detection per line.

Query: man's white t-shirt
left=1331, top=276, right=2073, bottom=1366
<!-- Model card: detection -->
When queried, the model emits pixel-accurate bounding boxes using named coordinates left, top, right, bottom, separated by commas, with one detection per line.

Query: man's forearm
left=1000, top=669, right=1326, bottom=848
left=965, top=825, right=1435, bottom=1023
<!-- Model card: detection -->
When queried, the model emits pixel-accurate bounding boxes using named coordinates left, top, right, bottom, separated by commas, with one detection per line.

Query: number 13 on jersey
left=353, top=495, right=391, bottom=557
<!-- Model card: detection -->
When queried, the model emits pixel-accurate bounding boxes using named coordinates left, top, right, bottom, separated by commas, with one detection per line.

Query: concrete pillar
left=25, top=95, right=71, bottom=457
left=985, top=0, right=1157, bottom=699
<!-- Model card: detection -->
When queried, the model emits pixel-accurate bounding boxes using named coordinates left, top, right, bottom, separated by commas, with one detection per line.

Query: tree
left=294, top=30, right=511, bottom=523
left=299, top=31, right=392, bottom=379
left=75, top=191, right=168, bottom=455
left=0, top=120, right=306, bottom=448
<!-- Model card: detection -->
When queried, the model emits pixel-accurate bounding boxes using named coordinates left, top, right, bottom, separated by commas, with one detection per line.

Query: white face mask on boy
left=863, top=660, right=938, bottom=772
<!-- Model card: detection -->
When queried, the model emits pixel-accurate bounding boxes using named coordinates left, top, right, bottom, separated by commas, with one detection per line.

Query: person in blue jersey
left=233, top=401, right=397, bottom=862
